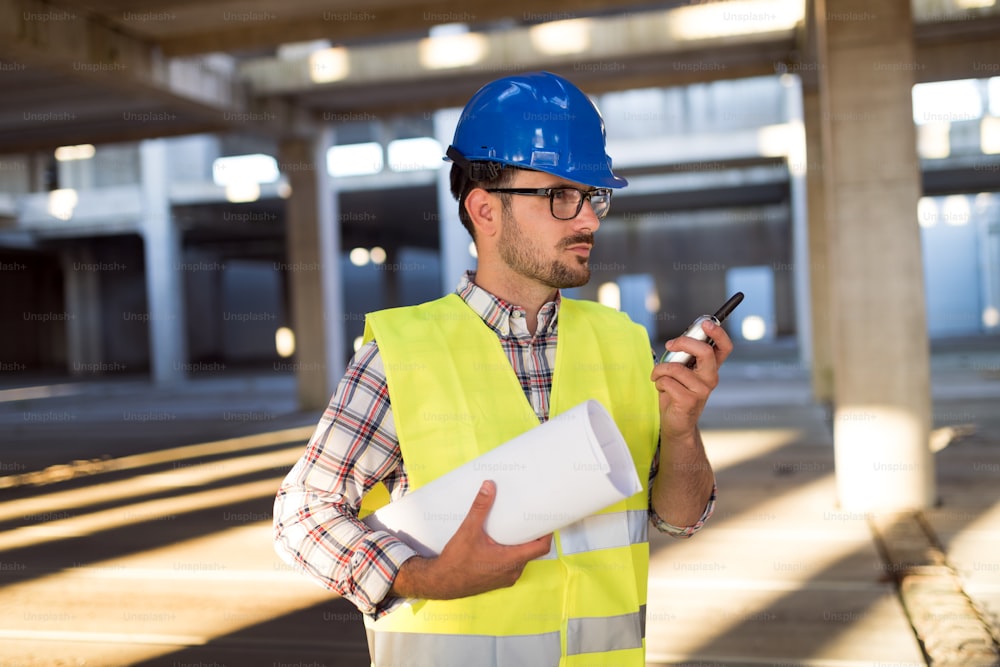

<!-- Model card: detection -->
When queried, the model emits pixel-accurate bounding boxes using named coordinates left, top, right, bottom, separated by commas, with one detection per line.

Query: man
left=274, top=71, right=732, bottom=666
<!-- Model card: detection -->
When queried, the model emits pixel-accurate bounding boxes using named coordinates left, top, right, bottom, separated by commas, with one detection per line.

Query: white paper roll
left=363, top=399, right=641, bottom=557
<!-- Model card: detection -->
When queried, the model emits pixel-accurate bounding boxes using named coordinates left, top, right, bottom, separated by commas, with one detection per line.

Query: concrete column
left=782, top=74, right=814, bottom=373
left=803, top=87, right=835, bottom=404
left=139, top=139, right=187, bottom=386
left=434, top=108, right=475, bottom=295
left=816, top=0, right=935, bottom=510
left=61, top=245, right=102, bottom=376
left=280, top=129, right=343, bottom=410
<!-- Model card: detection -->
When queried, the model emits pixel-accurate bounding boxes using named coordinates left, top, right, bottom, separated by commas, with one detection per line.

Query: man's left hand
left=651, top=319, right=733, bottom=444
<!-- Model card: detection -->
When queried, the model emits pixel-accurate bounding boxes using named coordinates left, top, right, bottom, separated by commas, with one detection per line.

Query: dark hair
left=449, top=162, right=520, bottom=239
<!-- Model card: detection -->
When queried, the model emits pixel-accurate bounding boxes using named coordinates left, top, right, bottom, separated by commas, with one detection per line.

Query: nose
left=573, top=198, right=601, bottom=233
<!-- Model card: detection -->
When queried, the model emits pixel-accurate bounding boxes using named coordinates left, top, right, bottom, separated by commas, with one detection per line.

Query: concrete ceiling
left=1, top=0, right=998, bottom=155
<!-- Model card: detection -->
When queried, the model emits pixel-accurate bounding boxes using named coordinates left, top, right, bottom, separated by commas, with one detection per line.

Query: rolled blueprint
left=363, top=399, right=641, bottom=557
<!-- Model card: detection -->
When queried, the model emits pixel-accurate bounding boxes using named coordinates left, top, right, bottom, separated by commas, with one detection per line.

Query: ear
left=465, top=187, right=500, bottom=239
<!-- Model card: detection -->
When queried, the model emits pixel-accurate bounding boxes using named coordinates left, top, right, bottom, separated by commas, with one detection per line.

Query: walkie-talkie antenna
left=713, top=292, right=744, bottom=323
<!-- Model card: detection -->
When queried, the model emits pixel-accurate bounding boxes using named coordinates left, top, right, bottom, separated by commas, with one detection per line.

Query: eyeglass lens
left=551, top=188, right=610, bottom=220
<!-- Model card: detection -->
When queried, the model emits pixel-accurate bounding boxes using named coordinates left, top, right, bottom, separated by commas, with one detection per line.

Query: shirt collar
left=455, top=271, right=560, bottom=338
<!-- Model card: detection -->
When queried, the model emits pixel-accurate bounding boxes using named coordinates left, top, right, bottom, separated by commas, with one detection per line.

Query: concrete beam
left=914, top=16, right=1000, bottom=84
left=241, top=2, right=803, bottom=108
left=237, top=1, right=1000, bottom=119
left=0, top=0, right=242, bottom=115
left=157, top=0, right=691, bottom=57
left=0, top=0, right=330, bottom=152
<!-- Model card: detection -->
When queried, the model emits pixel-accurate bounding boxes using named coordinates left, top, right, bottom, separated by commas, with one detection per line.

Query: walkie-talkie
left=659, top=292, right=744, bottom=367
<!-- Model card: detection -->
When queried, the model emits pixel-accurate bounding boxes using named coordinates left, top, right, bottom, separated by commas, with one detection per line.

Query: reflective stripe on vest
left=373, top=630, right=561, bottom=667
left=559, top=509, right=648, bottom=555
left=567, top=607, right=645, bottom=655
left=372, top=606, right=647, bottom=666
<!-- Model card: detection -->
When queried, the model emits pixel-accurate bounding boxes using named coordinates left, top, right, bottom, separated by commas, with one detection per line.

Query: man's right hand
left=389, top=480, right=552, bottom=601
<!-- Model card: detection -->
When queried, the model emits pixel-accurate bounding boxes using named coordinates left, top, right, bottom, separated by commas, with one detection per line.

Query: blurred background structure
left=1, top=0, right=999, bottom=665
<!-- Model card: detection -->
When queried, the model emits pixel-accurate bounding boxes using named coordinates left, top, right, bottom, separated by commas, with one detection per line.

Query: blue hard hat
left=447, top=71, right=628, bottom=189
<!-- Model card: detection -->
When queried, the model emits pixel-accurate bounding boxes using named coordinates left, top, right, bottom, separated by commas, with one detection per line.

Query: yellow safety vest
left=360, top=293, right=660, bottom=667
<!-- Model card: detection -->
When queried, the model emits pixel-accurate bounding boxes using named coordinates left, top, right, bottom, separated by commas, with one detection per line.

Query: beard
left=497, top=211, right=594, bottom=289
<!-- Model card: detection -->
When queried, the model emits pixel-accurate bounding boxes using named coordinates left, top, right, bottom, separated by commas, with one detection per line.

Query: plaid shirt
left=273, top=272, right=716, bottom=617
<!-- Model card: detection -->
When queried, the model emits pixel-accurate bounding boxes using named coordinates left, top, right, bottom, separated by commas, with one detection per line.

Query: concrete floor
left=0, top=340, right=998, bottom=666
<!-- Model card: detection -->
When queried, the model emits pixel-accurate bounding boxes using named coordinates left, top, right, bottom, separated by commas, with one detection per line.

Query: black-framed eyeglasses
left=484, top=187, right=612, bottom=220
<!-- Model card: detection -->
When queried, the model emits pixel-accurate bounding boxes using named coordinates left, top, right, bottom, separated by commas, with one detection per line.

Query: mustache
left=559, top=233, right=595, bottom=249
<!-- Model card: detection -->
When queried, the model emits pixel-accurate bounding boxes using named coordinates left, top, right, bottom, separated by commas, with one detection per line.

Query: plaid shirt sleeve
left=273, top=341, right=416, bottom=616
